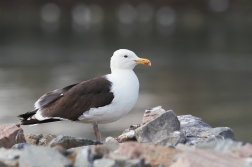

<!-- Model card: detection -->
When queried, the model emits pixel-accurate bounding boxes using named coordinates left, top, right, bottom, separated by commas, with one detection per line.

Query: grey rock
left=203, top=127, right=236, bottom=140
left=74, top=146, right=92, bottom=167
left=155, top=131, right=185, bottom=147
left=178, top=115, right=236, bottom=145
left=135, top=110, right=183, bottom=146
left=104, top=137, right=119, bottom=151
left=48, top=135, right=102, bottom=149
left=19, top=145, right=73, bottom=167
left=196, top=139, right=243, bottom=151
left=12, top=143, right=31, bottom=150
left=93, top=158, right=118, bottom=167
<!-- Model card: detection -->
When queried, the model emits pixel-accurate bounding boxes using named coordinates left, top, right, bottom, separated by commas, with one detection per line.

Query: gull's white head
left=110, top=49, right=151, bottom=72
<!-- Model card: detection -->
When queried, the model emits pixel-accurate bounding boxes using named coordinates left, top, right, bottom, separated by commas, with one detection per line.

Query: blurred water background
left=0, top=0, right=251, bottom=142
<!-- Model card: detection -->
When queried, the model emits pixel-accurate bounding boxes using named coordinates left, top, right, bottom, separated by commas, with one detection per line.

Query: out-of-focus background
left=0, top=0, right=251, bottom=142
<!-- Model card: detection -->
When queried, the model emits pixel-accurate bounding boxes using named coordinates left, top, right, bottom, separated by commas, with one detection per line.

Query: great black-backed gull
left=18, top=49, right=151, bottom=141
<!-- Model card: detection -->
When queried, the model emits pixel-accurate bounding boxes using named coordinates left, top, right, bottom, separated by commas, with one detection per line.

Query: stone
left=171, top=144, right=252, bottom=167
left=0, top=148, right=21, bottom=167
left=0, top=124, right=26, bottom=148
left=104, top=138, right=119, bottom=152
left=108, top=153, right=148, bottom=167
left=203, top=127, right=236, bottom=140
left=115, top=142, right=179, bottom=167
left=48, top=135, right=102, bottom=149
left=93, top=158, right=118, bottom=167
left=178, top=115, right=236, bottom=145
left=117, top=125, right=140, bottom=142
left=0, top=161, right=8, bottom=167
left=19, top=145, right=73, bottom=167
left=142, top=106, right=166, bottom=124
left=25, top=134, right=57, bottom=146
left=12, top=143, right=30, bottom=150
left=196, top=139, right=243, bottom=151
left=230, top=143, right=252, bottom=160
left=74, top=146, right=92, bottom=167
left=135, top=110, right=183, bottom=146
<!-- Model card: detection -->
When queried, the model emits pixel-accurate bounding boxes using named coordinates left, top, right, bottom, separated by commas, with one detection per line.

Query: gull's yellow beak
left=135, top=58, right=151, bottom=66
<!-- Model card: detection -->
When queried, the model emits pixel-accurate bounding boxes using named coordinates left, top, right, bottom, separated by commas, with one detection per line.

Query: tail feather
left=18, top=109, right=61, bottom=125
left=19, top=118, right=61, bottom=125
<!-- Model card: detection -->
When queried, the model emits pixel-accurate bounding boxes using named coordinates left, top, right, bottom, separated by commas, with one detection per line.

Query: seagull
left=18, top=49, right=151, bottom=141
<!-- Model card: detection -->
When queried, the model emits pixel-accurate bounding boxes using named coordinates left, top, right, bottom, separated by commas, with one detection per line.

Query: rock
left=52, top=145, right=68, bottom=155
left=178, top=115, right=236, bottom=145
left=195, top=139, right=243, bottom=151
left=12, top=143, right=31, bottom=150
left=171, top=143, right=252, bottom=167
left=0, top=161, right=8, bottom=167
left=142, top=106, right=166, bottom=124
left=230, top=143, right=252, bottom=160
left=93, top=158, right=118, bottom=167
left=19, top=145, right=73, bottom=167
left=74, top=146, right=92, bottom=167
left=104, top=138, right=119, bottom=152
left=48, top=135, right=102, bottom=149
left=0, top=124, right=26, bottom=148
left=91, top=145, right=110, bottom=159
left=115, top=142, right=179, bottom=167
left=108, top=153, right=148, bottom=167
left=135, top=110, right=184, bottom=146
left=25, top=134, right=57, bottom=146
left=117, top=125, right=140, bottom=142
left=0, top=148, right=21, bottom=167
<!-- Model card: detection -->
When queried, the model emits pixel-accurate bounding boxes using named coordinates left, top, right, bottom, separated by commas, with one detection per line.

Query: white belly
left=78, top=70, right=139, bottom=124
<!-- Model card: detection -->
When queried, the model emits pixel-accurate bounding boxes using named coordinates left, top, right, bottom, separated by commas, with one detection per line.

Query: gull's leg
left=93, top=123, right=102, bottom=142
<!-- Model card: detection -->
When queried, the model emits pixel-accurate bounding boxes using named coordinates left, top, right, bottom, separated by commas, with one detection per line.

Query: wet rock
left=19, top=145, right=73, bottom=167
left=115, top=142, right=179, bottom=167
left=93, top=158, right=118, bottom=167
left=12, top=143, right=30, bottom=150
left=178, top=115, right=236, bottom=145
left=48, top=135, right=102, bottom=149
left=0, top=124, right=26, bottom=148
left=25, top=134, right=57, bottom=146
left=135, top=110, right=184, bottom=146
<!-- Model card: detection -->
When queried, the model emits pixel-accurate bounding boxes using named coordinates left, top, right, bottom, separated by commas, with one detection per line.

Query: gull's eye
left=124, top=55, right=128, bottom=58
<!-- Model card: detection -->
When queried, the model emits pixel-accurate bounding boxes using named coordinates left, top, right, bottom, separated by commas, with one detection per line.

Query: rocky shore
left=0, top=106, right=251, bottom=167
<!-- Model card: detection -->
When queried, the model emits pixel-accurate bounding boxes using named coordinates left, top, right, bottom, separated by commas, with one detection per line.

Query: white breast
left=78, top=69, right=139, bottom=124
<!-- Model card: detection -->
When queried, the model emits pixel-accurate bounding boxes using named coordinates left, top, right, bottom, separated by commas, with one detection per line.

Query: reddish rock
left=171, top=145, right=252, bottom=167
left=0, top=124, right=26, bottom=148
left=116, top=142, right=179, bottom=167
